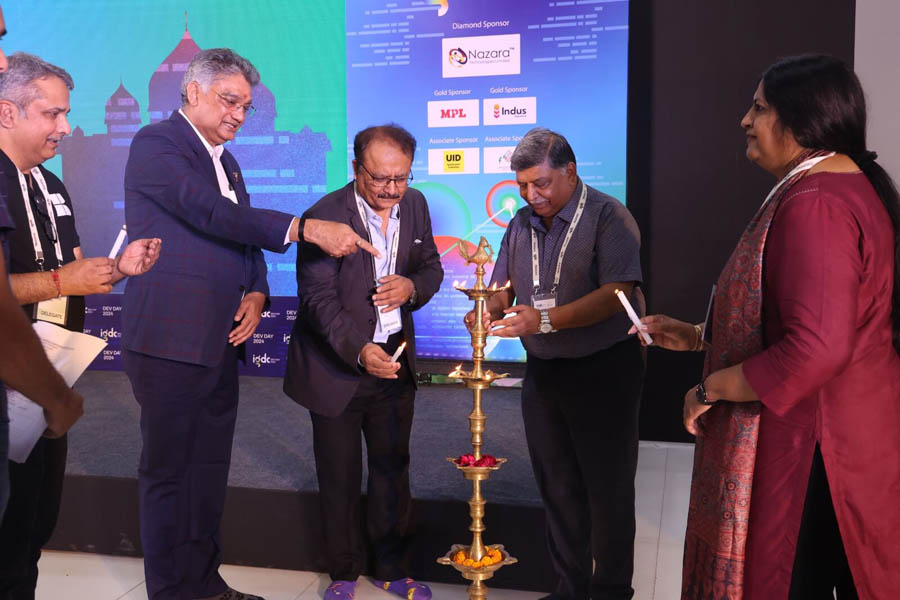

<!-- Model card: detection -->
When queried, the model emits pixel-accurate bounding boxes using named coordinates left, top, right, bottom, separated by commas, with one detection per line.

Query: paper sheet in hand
left=7, top=321, right=106, bottom=463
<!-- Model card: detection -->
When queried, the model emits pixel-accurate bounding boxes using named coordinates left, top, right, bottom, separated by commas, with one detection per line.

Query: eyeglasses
left=215, top=92, right=256, bottom=118
left=358, top=162, right=413, bottom=188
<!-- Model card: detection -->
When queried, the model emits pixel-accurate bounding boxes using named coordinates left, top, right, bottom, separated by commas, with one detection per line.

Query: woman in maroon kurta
left=635, top=55, right=900, bottom=599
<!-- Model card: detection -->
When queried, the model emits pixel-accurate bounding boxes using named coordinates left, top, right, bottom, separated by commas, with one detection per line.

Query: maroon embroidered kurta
left=741, top=172, right=900, bottom=599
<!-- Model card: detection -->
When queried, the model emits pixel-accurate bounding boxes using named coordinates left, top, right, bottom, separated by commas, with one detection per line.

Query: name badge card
left=532, top=293, right=557, bottom=310
left=34, top=296, right=68, bottom=326
left=377, top=305, right=402, bottom=332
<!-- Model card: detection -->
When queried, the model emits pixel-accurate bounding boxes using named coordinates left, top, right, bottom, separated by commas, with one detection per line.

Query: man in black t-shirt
left=0, top=52, right=160, bottom=598
left=0, top=9, right=84, bottom=529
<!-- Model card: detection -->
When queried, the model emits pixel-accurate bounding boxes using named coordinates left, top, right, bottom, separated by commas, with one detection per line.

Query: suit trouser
left=0, top=398, right=8, bottom=522
left=309, top=353, right=414, bottom=582
left=124, top=346, right=239, bottom=600
left=522, top=338, right=644, bottom=600
left=0, top=436, right=67, bottom=600
left=788, top=444, right=858, bottom=599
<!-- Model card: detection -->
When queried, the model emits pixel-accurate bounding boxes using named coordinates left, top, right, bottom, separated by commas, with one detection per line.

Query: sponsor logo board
left=428, top=148, right=480, bottom=175
left=483, top=146, right=516, bottom=174
left=427, top=99, right=480, bottom=127
left=483, top=97, right=536, bottom=126
left=442, top=34, right=520, bottom=78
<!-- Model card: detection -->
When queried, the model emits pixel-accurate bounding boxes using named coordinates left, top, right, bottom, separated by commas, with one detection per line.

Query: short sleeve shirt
left=1, top=150, right=85, bottom=332
left=490, top=180, right=643, bottom=359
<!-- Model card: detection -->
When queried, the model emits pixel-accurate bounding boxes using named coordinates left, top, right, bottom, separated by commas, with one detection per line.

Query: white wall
left=855, top=1, right=900, bottom=182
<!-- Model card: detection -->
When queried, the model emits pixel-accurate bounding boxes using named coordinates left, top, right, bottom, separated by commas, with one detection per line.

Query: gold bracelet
left=693, top=324, right=704, bottom=351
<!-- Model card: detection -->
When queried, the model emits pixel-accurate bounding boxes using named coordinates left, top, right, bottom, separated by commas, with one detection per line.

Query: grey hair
left=180, top=48, right=260, bottom=105
left=510, top=127, right=577, bottom=172
left=0, top=52, right=74, bottom=112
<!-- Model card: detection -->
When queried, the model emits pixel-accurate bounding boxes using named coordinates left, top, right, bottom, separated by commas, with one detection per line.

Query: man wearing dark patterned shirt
left=467, top=128, right=645, bottom=600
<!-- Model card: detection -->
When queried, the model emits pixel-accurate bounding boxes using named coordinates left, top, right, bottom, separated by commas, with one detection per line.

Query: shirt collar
left=178, top=109, right=223, bottom=159
left=354, top=182, right=400, bottom=224
left=529, top=178, right=583, bottom=231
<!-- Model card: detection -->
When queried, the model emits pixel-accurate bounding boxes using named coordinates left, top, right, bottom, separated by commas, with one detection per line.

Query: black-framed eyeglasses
left=30, top=193, right=57, bottom=243
left=215, top=92, right=256, bottom=118
left=358, top=162, right=413, bottom=188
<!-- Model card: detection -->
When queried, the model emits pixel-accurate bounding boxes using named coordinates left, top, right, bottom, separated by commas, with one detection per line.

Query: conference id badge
left=377, top=305, right=402, bottom=333
left=532, top=293, right=556, bottom=310
left=34, top=296, right=68, bottom=326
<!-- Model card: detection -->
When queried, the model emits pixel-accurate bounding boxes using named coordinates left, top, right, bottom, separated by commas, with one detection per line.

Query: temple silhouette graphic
left=60, top=22, right=331, bottom=296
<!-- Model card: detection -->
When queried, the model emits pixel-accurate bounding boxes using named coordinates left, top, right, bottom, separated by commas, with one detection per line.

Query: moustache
left=378, top=193, right=401, bottom=200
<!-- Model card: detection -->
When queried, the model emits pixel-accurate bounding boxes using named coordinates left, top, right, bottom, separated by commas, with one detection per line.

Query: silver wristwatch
left=538, top=309, right=554, bottom=334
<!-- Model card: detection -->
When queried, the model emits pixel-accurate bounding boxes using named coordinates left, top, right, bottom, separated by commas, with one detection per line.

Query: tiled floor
left=34, top=442, right=693, bottom=600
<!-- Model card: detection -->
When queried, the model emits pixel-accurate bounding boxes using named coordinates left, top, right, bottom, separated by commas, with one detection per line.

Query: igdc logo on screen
left=252, top=353, right=279, bottom=368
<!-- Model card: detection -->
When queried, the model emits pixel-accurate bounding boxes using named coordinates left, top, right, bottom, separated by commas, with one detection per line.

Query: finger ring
left=355, top=239, right=362, bottom=246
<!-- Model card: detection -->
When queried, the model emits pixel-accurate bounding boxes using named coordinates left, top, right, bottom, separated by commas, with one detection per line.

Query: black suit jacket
left=283, top=182, right=443, bottom=417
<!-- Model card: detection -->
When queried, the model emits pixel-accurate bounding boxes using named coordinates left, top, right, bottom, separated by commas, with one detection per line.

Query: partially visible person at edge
left=0, top=4, right=84, bottom=540
left=631, top=54, right=900, bottom=599
left=0, top=52, right=161, bottom=600
left=469, top=127, right=646, bottom=600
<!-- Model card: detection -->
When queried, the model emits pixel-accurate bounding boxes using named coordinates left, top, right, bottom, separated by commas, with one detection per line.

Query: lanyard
left=531, top=180, right=588, bottom=294
left=760, top=153, right=835, bottom=209
left=17, top=167, right=63, bottom=271
left=355, top=192, right=400, bottom=280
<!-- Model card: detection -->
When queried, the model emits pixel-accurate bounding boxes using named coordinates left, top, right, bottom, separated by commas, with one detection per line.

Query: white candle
left=108, top=225, right=127, bottom=259
left=390, top=341, right=407, bottom=363
left=615, top=289, right=653, bottom=345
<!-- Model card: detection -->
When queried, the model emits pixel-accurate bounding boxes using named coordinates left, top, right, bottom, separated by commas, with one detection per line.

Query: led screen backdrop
left=5, top=0, right=628, bottom=372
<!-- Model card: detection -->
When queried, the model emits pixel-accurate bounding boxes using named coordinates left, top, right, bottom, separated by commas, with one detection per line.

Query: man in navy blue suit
left=122, top=48, right=376, bottom=600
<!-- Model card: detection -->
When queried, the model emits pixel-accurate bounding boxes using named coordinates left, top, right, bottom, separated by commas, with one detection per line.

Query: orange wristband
left=50, top=269, right=62, bottom=297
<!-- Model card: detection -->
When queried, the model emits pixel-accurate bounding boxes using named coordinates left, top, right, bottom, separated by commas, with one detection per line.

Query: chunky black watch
left=695, top=380, right=717, bottom=405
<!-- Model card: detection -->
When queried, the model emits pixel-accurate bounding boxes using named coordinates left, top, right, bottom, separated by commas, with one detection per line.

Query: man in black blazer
left=284, top=125, right=443, bottom=600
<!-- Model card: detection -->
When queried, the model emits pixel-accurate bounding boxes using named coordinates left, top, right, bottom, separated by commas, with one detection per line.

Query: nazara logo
left=448, top=47, right=467, bottom=67
left=252, top=353, right=277, bottom=368
left=440, top=107, right=468, bottom=119
left=100, top=327, right=121, bottom=341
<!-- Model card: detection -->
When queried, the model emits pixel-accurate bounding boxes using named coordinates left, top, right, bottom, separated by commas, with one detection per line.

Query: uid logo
left=443, top=151, right=465, bottom=173
left=100, top=327, right=121, bottom=341
left=252, top=353, right=276, bottom=367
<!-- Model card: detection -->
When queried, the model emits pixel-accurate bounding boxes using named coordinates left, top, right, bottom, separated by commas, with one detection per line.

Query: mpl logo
left=442, top=34, right=520, bottom=79
left=100, top=327, right=121, bottom=342
left=252, top=353, right=278, bottom=368
left=483, top=97, right=537, bottom=126
left=427, top=99, right=479, bottom=127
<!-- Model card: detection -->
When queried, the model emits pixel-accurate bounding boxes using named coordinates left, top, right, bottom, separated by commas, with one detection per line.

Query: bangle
left=695, top=379, right=717, bottom=405
left=50, top=269, right=62, bottom=297
left=693, top=324, right=704, bottom=351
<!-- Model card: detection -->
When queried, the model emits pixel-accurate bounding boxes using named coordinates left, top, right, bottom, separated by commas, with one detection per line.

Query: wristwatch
left=695, top=379, right=717, bottom=405
left=538, top=309, right=554, bottom=334
left=406, top=284, right=418, bottom=307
